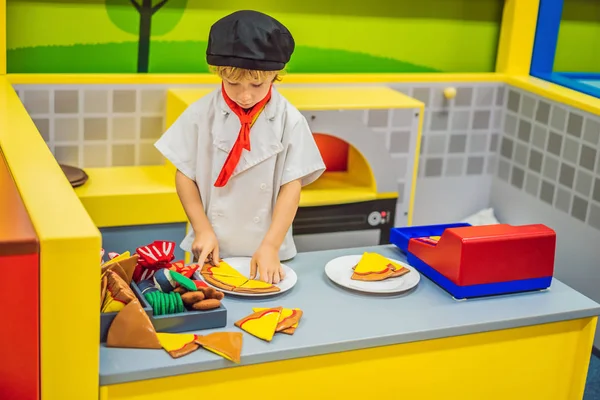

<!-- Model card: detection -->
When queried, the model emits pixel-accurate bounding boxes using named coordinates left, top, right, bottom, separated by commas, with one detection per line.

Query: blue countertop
left=100, top=244, right=600, bottom=385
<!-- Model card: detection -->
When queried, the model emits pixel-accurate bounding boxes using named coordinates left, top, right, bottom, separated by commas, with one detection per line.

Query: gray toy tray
left=100, top=278, right=227, bottom=342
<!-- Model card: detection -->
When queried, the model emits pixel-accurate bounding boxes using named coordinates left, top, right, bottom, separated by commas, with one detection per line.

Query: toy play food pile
left=100, top=251, right=242, bottom=361
left=350, top=252, right=410, bottom=282
left=137, top=269, right=224, bottom=315
left=200, top=261, right=280, bottom=294
left=235, top=307, right=304, bottom=341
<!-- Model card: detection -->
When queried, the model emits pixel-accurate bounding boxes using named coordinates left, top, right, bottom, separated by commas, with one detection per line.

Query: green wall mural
left=554, top=0, right=600, bottom=73
left=7, top=0, right=505, bottom=74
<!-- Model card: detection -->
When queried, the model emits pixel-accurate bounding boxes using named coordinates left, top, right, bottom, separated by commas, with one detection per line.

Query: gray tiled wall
left=14, top=83, right=501, bottom=179
left=389, top=83, right=503, bottom=181
left=15, top=84, right=214, bottom=168
left=496, top=86, right=600, bottom=232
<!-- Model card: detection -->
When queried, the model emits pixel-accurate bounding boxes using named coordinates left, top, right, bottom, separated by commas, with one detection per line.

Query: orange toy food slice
left=253, top=307, right=303, bottom=332
left=106, top=299, right=162, bottom=350
left=195, top=332, right=243, bottom=364
left=235, top=307, right=282, bottom=342
left=351, top=252, right=408, bottom=281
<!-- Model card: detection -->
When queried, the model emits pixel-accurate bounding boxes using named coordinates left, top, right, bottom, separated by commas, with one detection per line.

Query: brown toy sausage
left=192, top=299, right=220, bottom=310
left=174, top=286, right=188, bottom=294
left=212, top=290, right=224, bottom=300
left=201, top=287, right=217, bottom=299
left=181, top=291, right=205, bottom=305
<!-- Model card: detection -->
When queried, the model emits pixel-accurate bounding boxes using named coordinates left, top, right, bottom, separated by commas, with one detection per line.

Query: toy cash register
left=390, top=223, right=556, bottom=299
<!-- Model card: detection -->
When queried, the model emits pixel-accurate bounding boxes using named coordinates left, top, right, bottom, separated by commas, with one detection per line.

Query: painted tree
left=106, top=0, right=187, bottom=73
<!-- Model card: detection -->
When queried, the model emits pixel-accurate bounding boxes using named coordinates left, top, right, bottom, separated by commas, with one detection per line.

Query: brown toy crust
left=351, top=267, right=395, bottom=281
left=233, top=285, right=280, bottom=294
left=166, top=342, right=200, bottom=359
left=280, top=326, right=296, bottom=335
left=192, top=299, right=221, bottom=310
left=202, top=274, right=238, bottom=291
left=276, top=309, right=303, bottom=332
left=390, top=267, right=411, bottom=278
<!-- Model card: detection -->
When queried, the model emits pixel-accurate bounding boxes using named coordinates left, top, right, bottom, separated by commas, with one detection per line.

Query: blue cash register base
left=390, top=223, right=556, bottom=300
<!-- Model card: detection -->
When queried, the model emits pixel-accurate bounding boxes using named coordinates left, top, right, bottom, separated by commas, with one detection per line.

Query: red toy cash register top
left=407, top=224, right=556, bottom=286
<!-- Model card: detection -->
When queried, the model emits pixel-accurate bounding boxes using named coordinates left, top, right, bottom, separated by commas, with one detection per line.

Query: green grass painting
left=7, top=41, right=440, bottom=74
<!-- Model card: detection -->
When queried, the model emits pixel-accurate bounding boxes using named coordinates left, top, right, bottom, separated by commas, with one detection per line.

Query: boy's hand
left=250, top=243, right=285, bottom=284
left=192, top=230, right=220, bottom=266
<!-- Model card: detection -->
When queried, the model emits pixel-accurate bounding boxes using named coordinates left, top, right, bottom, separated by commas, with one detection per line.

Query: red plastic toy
left=407, top=224, right=556, bottom=286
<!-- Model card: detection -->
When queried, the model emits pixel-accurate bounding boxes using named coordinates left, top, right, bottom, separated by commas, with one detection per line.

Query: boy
left=154, top=10, right=326, bottom=284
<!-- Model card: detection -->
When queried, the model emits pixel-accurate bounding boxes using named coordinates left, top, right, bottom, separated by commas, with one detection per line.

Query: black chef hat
left=206, top=10, right=295, bottom=71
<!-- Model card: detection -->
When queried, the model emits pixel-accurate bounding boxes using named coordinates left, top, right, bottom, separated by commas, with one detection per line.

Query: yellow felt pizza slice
left=201, top=261, right=246, bottom=279
left=235, top=307, right=282, bottom=342
left=253, top=307, right=303, bottom=333
left=351, top=252, right=396, bottom=281
left=234, top=279, right=280, bottom=294
left=156, top=332, right=201, bottom=358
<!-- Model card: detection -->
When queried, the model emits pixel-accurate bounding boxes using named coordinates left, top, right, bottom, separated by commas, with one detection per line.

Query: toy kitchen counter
left=99, top=244, right=600, bottom=400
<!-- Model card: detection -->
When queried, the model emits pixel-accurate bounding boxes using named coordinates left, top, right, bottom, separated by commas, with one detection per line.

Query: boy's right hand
left=192, top=230, right=220, bottom=266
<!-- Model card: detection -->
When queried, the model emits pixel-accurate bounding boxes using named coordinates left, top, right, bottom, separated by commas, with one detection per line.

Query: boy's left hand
left=250, top=244, right=285, bottom=284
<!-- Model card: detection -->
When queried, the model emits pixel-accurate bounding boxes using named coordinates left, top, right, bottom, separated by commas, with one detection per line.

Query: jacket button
left=260, top=183, right=267, bottom=190
left=253, top=216, right=260, bottom=223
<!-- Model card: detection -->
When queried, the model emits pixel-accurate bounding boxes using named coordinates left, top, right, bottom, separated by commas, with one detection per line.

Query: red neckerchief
left=214, top=83, right=272, bottom=187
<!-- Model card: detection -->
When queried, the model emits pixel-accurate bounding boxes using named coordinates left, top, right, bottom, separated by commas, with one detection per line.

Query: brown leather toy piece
left=178, top=286, right=224, bottom=311
left=106, top=299, right=162, bottom=349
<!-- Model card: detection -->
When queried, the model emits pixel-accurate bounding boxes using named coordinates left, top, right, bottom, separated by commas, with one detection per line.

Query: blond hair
left=209, top=65, right=284, bottom=83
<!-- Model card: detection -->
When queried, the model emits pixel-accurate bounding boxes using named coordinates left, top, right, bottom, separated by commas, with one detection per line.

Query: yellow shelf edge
left=7, top=72, right=506, bottom=85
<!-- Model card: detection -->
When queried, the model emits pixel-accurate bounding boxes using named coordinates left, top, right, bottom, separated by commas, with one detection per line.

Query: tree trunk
left=137, top=0, right=153, bottom=73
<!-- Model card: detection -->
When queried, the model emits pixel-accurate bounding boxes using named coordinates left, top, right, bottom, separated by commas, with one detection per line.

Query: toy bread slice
left=253, top=307, right=303, bottom=332
left=195, top=332, right=243, bottom=364
left=235, top=307, right=282, bottom=342
left=234, top=279, right=280, bottom=294
left=200, top=261, right=246, bottom=278
left=203, top=274, right=248, bottom=292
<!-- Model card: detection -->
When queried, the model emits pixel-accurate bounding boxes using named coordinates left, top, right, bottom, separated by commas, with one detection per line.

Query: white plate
left=325, top=254, right=420, bottom=294
left=200, top=257, right=297, bottom=297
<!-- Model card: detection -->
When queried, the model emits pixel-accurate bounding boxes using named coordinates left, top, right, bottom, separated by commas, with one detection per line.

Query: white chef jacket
left=154, top=86, right=326, bottom=261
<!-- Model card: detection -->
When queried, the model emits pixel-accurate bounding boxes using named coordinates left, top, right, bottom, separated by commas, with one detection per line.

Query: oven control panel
left=367, top=210, right=392, bottom=226
left=294, top=198, right=398, bottom=244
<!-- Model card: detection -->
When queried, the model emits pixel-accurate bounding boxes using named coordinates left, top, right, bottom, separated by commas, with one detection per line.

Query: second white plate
left=200, top=257, right=297, bottom=297
left=324, top=254, right=420, bottom=294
